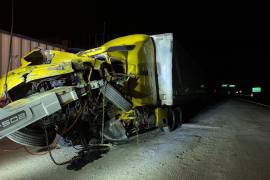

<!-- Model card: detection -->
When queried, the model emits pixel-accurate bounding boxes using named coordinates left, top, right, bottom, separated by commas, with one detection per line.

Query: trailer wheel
left=174, top=107, right=183, bottom=127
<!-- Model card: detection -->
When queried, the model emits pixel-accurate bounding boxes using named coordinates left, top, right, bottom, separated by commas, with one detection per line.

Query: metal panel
left=47, top=45, right=53, bottom=50
left=0, top=87, right=78, bottom=139
left=0, top=30, right=65, bottom=77
left=151, top=33, right=173, bottom=105
left=39, top=43, right=46, bottom=49
left=21, top=39, right=30, bottom=57
left=11, top=36, right=21, bottom=69
left=30, top=41, right=38, bottom=50
left=0, top=33, right=2, bottom=76
left=1, top=33, right=10, bottom=76
left=0, top=91, right=61, bottom=138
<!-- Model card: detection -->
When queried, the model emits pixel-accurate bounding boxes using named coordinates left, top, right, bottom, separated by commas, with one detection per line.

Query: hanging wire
left=23, top=146, right=48, bottom=156
left=3, top=0, right=14, bottom=101
left=101, top=94, right=105, bottom=144
left=44, top=125, right=73, bottom=166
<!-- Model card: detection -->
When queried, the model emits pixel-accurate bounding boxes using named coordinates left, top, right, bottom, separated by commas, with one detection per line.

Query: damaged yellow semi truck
left=0, top=33, right=204, bottom=147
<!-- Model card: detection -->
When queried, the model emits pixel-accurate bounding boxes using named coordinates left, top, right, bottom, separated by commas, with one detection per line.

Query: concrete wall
left=0, top=30, right=65, bottom=76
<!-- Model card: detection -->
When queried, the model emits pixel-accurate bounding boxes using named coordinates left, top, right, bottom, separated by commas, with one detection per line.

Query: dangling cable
left=101, top=92, right=105, bottom=144
left=23, top=146, right=48, bottom=156
left=3, top=0, right=14, bottom=101
left=44, top=125, right=73, bottom=165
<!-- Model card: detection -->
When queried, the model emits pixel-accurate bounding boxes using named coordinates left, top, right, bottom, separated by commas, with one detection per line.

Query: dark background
left=0, top=1, right=269, bottom=92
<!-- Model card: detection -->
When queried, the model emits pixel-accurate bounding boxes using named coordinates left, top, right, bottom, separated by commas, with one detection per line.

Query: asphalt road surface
left=1, top=99, right=270, bottom=180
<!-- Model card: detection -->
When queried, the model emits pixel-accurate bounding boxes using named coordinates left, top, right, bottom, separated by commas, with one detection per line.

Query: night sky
left=0, top=1, right=269, bottom=88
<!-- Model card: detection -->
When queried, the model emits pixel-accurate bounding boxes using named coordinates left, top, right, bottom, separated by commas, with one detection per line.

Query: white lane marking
left=238, top=98, right=270, bottom=109
left=182, top=124, right=220, bottom=129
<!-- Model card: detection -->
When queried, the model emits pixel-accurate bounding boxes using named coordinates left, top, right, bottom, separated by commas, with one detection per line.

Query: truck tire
left=167, top=108, right=177, bottom=131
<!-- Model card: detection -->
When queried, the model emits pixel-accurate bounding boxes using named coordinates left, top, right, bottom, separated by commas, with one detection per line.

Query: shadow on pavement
left=182, top=95, right=225, bottom=123
left=66, top=146, right=110, bottom=171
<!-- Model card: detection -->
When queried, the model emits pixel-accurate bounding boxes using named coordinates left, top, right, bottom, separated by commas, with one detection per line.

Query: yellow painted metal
left=0, top=34, right=169, bottom=131
left=77, top=34, right=158, bottom=107
left=95, top=34, right=158, bottom=107
left=0, top=34, right=158, bottom=116
left=154, top=107, right=168, bottom=128
left=119, top=110, right=136, bottom=123
left=0, top=50, right=81, bottom=97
